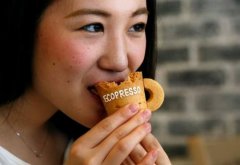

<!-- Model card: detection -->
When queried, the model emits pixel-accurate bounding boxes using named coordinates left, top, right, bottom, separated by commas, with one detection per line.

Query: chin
left=81, top=109, right=107, bottom=128
left=83, top=118, right=103, bottom=128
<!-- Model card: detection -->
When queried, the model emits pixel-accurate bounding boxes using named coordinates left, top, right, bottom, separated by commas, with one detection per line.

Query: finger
left=122, top=156, right=135, bottom=165
left=130, top=144, right=157, bottom=165
left=141, top=134, right=171, bottom=165
left=103, top=122, right=152, bottom=164
left=75, top=104, right=140, bottom=147
left=129, top=143, right=147, bottom=164
left=96, top=110, right=151, bottom=159
left=155, top=144, right=171, bottom=165
left=138, top=149, right=159, bottom=165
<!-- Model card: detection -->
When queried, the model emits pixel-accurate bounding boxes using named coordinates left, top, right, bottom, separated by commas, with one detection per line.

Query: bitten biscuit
left=95, top=72, right=164, bottom=115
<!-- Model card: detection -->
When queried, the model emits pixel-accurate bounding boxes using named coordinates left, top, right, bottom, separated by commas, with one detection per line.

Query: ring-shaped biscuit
left=143, top=78, right=164, bottom=111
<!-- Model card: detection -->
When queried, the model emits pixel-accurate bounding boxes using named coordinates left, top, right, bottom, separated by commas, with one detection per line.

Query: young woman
left=0, top=0, right=171, bottom=164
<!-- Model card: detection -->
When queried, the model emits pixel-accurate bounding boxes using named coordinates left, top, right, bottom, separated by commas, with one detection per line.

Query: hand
left=64, top=104, right=159, bottom=165
left=122, top=133, right=171, bottom=165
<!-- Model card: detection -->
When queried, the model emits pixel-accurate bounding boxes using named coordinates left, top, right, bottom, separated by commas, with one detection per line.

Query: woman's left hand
left=122, top=133, right=171, bottom=165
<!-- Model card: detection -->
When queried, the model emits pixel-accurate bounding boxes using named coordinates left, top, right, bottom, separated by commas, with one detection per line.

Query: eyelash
left=80, top=23, right=104, bottom=32
left=79, top=22, right=146, bottom=33
left=129, top=23, right=146, bottom=33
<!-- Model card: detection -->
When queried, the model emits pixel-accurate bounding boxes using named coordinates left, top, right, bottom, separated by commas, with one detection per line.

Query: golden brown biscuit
left=95, top=72, right=164, bottom=115
left=143, top=78, right=164, bottom=111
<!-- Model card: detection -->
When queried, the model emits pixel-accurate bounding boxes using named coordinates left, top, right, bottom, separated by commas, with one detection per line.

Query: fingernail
left=145, top=122, right=152, bottom=132
left=152, top=149, right=159, bottom=159
left=141, top=109, right=151, bottom=119
left=129, top=104, right=139, bottom=113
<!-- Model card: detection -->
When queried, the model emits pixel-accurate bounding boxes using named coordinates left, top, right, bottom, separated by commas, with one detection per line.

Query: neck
left=1, top=88, right=57, bottom=132
left=0, top=89, right=68, bottom=164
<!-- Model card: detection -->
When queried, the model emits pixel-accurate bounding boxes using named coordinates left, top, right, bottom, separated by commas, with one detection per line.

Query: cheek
left=39, top=34, right=93, bottom=74
left=57, top=42, right=91, bottom=71
left=129, top=39, right=146, bottom=70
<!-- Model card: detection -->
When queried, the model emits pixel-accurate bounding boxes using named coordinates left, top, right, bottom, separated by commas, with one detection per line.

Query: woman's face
left=33, top=0, right=147, bottom=127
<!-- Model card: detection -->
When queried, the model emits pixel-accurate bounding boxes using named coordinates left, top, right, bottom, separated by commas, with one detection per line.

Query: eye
left=80, top=23, right=104, bottom=32
left=129, top=23, right=146, bottom=32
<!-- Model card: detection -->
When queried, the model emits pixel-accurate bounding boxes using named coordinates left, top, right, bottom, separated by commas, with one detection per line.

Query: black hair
left=1, top=0, right=157, bottom=138
left=139, top=0, right=157, bottom=79
left=1, top=0, right=54, bottom=106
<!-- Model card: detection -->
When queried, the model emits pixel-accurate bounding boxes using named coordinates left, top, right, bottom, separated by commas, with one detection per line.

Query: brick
left=168, top=119, right=227, bottom=136
left=159, top=95, right=186, bottom=112
left=234, top=19, right=240, bottom=34
left=167, top=69, right=225, bottom=87
left=157, top=1, right=181, bottom=16
left=201, top=119, right=226, bottom=134
left=200, top=21, right=220, bottom=37
left=161, top=20, right=219, bottom=40
left=236, top=119, right=240, bottom=133
left=164, top=145, right=188, bottom=157
left=191, top=0, right=240, bottom=15
left=197, top=94, right=240, bottom=112
left=199, top=45, right=240, bottom=62
left=235, top=68, right=240, bottom=84
left=157, top=47, right=189, bottom=64
left=168, top=120, right=200, bottom=136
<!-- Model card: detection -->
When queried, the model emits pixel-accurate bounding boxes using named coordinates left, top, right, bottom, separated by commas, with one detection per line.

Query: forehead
left=47, top=0, right=147, bottom=17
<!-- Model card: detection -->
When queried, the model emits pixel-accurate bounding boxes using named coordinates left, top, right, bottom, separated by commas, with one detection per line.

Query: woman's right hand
left=64, top=104, right=159, bottom=165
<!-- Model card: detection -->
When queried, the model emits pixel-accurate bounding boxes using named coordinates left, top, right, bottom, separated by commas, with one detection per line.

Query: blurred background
left=153, top=0, right=240, bottom=164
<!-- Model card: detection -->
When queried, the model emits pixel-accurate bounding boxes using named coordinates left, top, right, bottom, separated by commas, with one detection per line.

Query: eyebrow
left=132, top=7, right=149, bottom=17
left=65, top=7, right=149, bottom=18
left=65, top=9, right=110, bottom=18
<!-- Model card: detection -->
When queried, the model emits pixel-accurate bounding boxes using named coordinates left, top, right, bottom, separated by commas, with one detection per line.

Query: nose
left=98, top=34, right=128, bottom=73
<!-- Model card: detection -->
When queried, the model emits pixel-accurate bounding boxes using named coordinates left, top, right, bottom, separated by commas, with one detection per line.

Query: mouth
left=87, top=85, right=107, bottom=118
left=88, top=85, right=105, bottom=107
left=87, top=76, right=127, bottom=101
left=88, top=86, right=99, bottom=96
